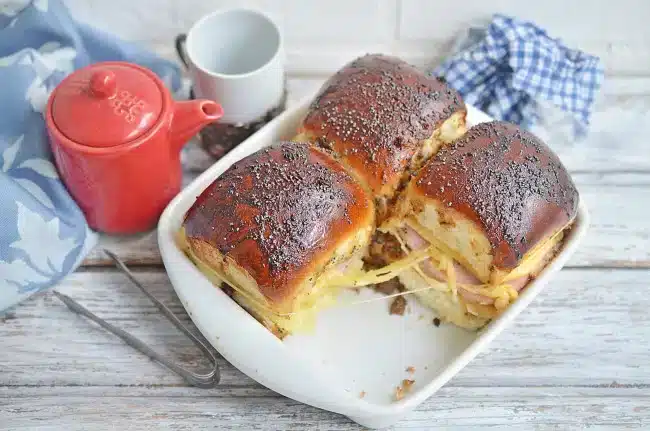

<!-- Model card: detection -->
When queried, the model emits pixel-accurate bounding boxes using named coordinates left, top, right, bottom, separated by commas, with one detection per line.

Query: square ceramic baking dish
left=158, top=97, right=590, bottom=429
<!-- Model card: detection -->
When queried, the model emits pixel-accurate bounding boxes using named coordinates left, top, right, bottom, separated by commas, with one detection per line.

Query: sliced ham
left=399, top=224, right=429, bottom=251
left=418, top=258, right=480, bottom=284
left=458, top=275, right=530, bottom=305
left=458, top=287, right=494, bottom=305
left=397, top=224, right=530, bottom=307
left=399, top=225, right=482, bottom=285
left=419, top=258, right=446, bottom=282
left=450, top=261, right=482, bottom=285
left=506, top=275, right=529, bottom=292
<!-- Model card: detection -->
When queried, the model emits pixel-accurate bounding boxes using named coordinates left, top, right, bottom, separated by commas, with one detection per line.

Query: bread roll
left=381, top=121, right=579, bottom=328
left=295, top=54, right=467, bottom=221
left=180, top=142, right=375, bottom=337
left=179, top=53, right=579, bottom=334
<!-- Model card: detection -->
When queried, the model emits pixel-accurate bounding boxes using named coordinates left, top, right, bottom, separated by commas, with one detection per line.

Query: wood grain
left=2, top=386, right=648, bottom=430
left=1, top=269, right=648, bottom=389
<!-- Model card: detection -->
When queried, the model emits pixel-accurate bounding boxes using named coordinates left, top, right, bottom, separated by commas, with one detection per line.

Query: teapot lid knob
left=89, top=69, right=117, bottom=98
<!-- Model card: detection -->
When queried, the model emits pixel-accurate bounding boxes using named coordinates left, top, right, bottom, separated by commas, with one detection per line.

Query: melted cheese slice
left=182, top=234, right=446, bottom=336
left=500, top=229, right=565, bottom=283
left=324, top=246, right=434, bottom=288
left=180, top=215, right=566, bottom=334
left=183, top=240, right=355, bottom=336
left=181, top=234, right=427, bottom=336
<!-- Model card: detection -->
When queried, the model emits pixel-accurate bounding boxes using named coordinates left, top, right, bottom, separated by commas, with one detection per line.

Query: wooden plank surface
left=1, top=268, right=649, bottom=429
left=2, top=268, right=648, bottom=388
left=2, top=386, right=648, bottom=430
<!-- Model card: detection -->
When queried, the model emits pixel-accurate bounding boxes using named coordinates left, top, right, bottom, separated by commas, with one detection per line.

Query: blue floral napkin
left=0, top=0, right=182, bottom=313
left=433, top=14, right=604, bottom=138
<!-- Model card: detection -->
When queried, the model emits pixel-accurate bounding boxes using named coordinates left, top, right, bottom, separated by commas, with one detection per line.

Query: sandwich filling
left=181, top=212, right=566, bottom=333
left=178, top=225, right=376, bottom=338
left=375, top=217, right=566, bottom=319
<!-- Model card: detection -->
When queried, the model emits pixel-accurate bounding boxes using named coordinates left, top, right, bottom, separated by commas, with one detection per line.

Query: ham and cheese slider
left=179, top=142, right=375, bottom=338
left=295, top=54, right=467, bottom=221
left=381, top=121, right=580, bottom=329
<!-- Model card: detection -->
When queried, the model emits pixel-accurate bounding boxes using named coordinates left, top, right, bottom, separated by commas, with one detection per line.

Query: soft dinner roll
left=381, top=121, right=580, bottom=328
left=179, top=142, right=375, bottom=338
left=295, top=54, right=467, bottom=221
left=179, top=53, right=581, bottom=335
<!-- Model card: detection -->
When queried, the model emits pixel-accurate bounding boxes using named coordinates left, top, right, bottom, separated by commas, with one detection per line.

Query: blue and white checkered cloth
left=433, top=14, right=604, bottom=137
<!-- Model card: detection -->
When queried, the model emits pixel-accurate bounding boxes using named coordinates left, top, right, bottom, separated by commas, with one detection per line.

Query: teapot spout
left=170, top=100, right=223, bottom=153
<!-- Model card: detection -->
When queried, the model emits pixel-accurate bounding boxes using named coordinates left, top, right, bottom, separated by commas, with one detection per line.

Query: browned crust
left=298, top=54, right=466, bottom=199
left=183, top=142, right=374, bottom=305
left=413, top=121, right=579, bottom=270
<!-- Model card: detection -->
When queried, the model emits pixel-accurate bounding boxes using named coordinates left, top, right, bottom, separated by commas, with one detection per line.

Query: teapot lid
left=50, top=62, right=164, bottom=148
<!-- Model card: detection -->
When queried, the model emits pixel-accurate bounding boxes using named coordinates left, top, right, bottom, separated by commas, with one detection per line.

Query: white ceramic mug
left=176, top=8, right=285, bottom=126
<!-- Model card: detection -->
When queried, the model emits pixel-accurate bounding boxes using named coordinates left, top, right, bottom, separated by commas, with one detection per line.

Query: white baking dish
left=158, top=97, right=590, bottom=429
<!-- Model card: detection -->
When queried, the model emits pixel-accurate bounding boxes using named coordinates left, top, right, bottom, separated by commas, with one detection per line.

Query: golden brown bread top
left=413, top=121, right=579, bottom=270
left=299, top=54, right=465, bottom=198
left=183, top=142, right=374, bottom=304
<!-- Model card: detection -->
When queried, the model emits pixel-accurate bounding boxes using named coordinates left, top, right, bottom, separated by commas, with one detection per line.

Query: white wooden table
left=2, top=78, right=650, bottom=430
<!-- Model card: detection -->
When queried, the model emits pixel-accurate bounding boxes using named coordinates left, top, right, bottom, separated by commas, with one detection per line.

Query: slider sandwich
left=178, top=56, right=579, bottom=336
left=179, top=141, right=403, bottom=338
left=379, top=121, right=580, bottom=329
left=295, top=54, right=467, bottom=221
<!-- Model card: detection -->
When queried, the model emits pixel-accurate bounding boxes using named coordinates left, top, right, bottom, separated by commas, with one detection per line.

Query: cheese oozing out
left=180, top=224, right=434, bottom=337
left=178, top=210, right=566, bottom=335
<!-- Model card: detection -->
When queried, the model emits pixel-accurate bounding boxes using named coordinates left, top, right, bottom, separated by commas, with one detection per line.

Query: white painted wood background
left=61, top=0, right=650, bottom=94
left=2, top=1, right=650, bottom=429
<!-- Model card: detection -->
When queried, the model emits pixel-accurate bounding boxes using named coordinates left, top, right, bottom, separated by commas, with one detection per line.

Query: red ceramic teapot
left=46, top=61, right=223, bottom=234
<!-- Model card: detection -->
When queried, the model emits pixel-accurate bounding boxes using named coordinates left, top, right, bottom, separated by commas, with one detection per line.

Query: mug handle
left=175, top=33, right=190, bottom=69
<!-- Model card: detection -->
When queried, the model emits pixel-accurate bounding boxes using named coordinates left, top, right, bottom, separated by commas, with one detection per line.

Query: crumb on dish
left=374, top=277, right=402, bottom=295
left=394, top=379, right=415, bottom=401
left=394, top=386, right=404, bottom=401
left=359, top=391, right=366, bottom=399
left=406, top=366, right=415, bottom=374
left=389, top=296, right=407, bottom=315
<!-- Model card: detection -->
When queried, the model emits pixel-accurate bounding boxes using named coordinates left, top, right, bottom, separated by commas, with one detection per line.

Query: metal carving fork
left=53, top=249, right=220, bottom=388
